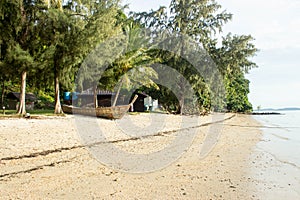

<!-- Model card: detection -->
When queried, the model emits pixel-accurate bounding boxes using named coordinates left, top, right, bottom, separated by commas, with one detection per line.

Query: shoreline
left=1, top=113, right=263, bottom=199
left=250, top=113, right=300, bottom=199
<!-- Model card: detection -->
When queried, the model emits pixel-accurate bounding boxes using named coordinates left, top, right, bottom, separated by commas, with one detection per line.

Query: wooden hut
left=66, top=89, right=115, bottom=107
left=131, top=93, right=159, bottom=112
left=131, top=93, right=148, bottom=112
left=6, top=92, right=37, bottom=110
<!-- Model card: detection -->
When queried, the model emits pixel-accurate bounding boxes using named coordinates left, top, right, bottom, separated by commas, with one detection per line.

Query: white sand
left=0, top=113, right=263, bottom=199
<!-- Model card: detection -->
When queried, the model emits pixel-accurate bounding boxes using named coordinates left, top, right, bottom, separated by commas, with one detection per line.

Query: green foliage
left=131, top=0, right=234, bottom=114
left=131, top=0, right=258, bottom=113
left=6, top=44, right=35, bottom=70
left=215, top=34, right=258, bottom=74
left=0, top=0, right=258, bottom=114
left=37, top=91, right=54, bottom=103
left=99, top=22, right=160, bottom=91
left=225, top=72, right=253, bottom=113
left=210, top=34, right=258, bottom=112
left=142, top=84, right=180, bottom=114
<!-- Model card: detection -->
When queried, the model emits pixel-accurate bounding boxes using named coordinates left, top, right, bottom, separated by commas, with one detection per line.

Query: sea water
left=254, top=111, right=300, bottom=167
left=252, top=111, right=300, bottom=199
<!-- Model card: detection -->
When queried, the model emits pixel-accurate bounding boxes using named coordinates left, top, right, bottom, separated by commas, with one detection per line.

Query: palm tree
left=108, top=23, right=159, bottom=106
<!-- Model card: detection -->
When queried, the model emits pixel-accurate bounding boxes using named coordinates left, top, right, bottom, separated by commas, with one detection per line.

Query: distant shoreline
left=254, top=108, right=300, bottom=112
left=251, top=108, right=300, bottom=115
left=251, top=112, right=282, bottom=115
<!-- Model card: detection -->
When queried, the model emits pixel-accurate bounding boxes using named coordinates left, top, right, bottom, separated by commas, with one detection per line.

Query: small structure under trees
left=6, top=92, right=37, bottom=111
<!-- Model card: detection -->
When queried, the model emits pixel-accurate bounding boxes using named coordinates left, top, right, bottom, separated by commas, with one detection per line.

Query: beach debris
left=24, top=113, right=31, bottom=119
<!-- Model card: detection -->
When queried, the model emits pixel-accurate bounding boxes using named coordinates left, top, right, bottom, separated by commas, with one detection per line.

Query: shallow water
left=253, top=111, right=300, bottom=167
left=252, top=111, right=300, bottom=199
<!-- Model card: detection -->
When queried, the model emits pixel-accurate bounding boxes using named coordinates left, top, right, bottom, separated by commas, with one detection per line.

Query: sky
left=123, top=0, right=300, bottom=109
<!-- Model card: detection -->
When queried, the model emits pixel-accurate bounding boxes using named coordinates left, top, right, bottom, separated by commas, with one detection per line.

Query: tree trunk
left=54, top=75, right=62, bottom=114
left=179, top=76, right=185, bottom=115
left=93, top=84, right=98, bottom=108
left=179, top=97, right=184, bottom=115
left=1, top=80, right=5, bottom=107
left=17, top=71, right=27, bottom=115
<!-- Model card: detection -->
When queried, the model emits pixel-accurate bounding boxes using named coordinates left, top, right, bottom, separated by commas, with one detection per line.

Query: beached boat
left=62, top=95, right=138, bottom=119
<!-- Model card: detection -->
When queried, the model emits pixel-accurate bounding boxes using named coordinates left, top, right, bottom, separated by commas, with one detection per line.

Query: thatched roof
left=7, top=92, right=37, bottom=101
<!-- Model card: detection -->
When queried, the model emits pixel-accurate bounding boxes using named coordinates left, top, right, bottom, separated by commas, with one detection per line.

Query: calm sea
left=252, top=110, right=300, bottom=199
left=253, top=110, right=300, bottom=167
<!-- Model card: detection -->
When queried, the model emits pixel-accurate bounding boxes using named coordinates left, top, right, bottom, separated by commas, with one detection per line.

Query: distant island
left=251, top=107, right=300, bottom=115
left=256, top=107, right=300, bottom=111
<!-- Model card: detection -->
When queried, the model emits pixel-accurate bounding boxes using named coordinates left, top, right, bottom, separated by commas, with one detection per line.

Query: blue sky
left=123, top=0, right=300, bottom=109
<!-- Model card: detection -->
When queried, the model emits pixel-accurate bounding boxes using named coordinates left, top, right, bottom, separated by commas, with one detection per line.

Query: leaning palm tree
left=107, top=23, right=159, bottom=107
left=77, top=21, right=159, bottom=108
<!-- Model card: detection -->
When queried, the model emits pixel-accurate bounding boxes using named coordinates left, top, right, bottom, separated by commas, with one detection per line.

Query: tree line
left=0, top=0, right=258, bottom=115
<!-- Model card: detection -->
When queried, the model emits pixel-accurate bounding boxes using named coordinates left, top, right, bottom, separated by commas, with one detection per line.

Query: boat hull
left=62, top=105, right=130, bottom=119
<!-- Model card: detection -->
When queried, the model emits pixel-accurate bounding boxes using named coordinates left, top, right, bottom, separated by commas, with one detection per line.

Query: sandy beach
left=1, top=113, right=263, bottom=199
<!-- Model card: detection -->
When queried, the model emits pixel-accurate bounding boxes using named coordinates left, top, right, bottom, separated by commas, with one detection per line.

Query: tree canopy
left=0, top=0, right=258, bottom=115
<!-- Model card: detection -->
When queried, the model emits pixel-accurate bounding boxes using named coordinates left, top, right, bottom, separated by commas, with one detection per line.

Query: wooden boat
left=62, top=95, right=138, bottom=120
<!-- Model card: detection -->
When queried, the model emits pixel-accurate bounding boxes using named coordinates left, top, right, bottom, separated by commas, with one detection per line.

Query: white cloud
left=221, top=0, right=300, bottom=50
left=221, top=0, right=300, bottom=108
left=248, top=81, right=300, bottom=108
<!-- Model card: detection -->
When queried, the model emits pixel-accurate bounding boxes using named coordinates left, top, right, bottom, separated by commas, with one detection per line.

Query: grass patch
left=27, top=109, right=54, bottom=115
left=0, top=109, right=65, bottom=118
left=0, top=110, right=17, bottom=115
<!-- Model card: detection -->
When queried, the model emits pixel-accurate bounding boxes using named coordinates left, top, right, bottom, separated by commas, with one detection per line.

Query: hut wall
left=133, top=96, right=145, bottom=112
